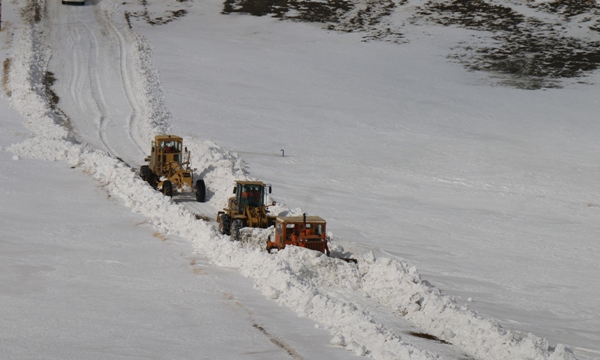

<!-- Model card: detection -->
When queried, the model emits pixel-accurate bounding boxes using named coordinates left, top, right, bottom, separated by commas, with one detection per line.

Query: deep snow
left=1, top=0, right=599, bottom=358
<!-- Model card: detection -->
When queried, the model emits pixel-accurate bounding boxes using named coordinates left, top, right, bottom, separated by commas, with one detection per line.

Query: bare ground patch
left=44, top=71, right=60, bottom=109
left=21, top=0, right=43, bottom=24
left=41, top=71, right=75, bottom=130
left=412, top=0, right=600, bottom=89
left=125, top=0, right=189, bottom=26
left=408, top=331, right=451, bottom=345
left=222, top=0, right=600, bottom=88
left=530, top=0, right=600, bottom=19
left=3, top=58, right=11, bottom=97
left=222, top=0, right=405, bottom=43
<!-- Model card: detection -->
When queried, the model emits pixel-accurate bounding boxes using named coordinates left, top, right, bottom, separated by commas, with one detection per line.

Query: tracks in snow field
left=45, top=0, right=146, bottom=166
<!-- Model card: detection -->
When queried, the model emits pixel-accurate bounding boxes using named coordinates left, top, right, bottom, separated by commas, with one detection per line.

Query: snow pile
left=4, top=0, right=578, bottom=358
left=358, top=256, right=576, bottom=360
left=8, top=1, right=69, bottom=142
left=237, top=227, right=273, bottom=251
left=185, top=139, right=248, bottom=207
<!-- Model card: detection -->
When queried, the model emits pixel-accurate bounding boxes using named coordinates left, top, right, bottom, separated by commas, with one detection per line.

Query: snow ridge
left=4, top=0, right=577, bottom=358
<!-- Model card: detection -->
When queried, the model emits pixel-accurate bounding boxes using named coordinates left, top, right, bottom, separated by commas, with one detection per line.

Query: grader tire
left=163, top=180, right=173, bottom=197
left=231, top=219, right=243, bottom=241
left=195, top=179, right=206, bottom=203
left=140, top=165, right=150, bottom=181
left=219, top=214, right=231, bottom=235
left=148, top=173, right=159, bottom=189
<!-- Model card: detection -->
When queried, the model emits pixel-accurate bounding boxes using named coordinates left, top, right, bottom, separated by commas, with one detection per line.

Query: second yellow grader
left=216, top=180, right=276, bottom=240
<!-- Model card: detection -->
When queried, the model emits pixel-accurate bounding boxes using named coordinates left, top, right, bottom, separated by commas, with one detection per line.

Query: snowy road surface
left=46, top=0, right=146, bottom=164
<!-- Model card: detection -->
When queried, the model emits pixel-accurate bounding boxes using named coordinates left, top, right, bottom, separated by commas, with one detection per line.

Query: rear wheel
left=149, top=173, right=159, bottom=189
left=163, top=180, right=173, bottom=197
left=140, top=166, right=150, bottom=181
left=195, top=179, right=206, bottom=202
left=231, top=219, right=244, bottom=241
left=219, top=214, right=231, bottom=235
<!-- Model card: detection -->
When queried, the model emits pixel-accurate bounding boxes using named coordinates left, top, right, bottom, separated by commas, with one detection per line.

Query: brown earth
left=222, top=0, right=600, bottom=89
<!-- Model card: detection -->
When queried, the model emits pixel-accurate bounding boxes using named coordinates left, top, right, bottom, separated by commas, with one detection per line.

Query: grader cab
left=140, top=135, right=205, bottom=202
left=266, top=215, right=330, bottom=255
left=217, top=180, right=276, bottom=240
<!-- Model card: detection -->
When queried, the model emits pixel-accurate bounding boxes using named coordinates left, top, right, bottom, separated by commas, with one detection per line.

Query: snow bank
left=357, top=256, right=576, bottom=360
left=4, top=0, right=577, bottom=358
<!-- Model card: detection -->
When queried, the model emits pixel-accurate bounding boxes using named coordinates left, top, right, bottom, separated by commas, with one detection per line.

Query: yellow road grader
left=216, top=180, right=276, bottom=240
left=140, top=134, right=206, bottom=202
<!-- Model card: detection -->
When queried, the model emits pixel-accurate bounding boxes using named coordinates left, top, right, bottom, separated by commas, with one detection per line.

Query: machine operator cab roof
left=276, top=215, right=327, bottom=225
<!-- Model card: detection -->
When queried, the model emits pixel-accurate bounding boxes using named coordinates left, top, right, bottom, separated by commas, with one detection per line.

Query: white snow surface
left=1, top=0, right=598, bottom=359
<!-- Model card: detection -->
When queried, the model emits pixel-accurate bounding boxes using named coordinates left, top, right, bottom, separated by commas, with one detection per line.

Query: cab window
left=314, top=224, right=323, bottom=235
left=240, top=185, right=263, bottom=206
left=160, top=140, right=181, bottom=153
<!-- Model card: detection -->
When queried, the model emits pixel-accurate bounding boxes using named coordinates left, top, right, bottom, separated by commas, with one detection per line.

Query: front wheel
left=230, top=219, right=244, bottom=241
left=163, top=180, right=173, bottom=197
left=195, top=179, right=206, bottom=202
left=219, top=214, right=231, bottom=235
left=140, top=165, right=150, bottom=181
left=148, top=173, right=159, bottom=189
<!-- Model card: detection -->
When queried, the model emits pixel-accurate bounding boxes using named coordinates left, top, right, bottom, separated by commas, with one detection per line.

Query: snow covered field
left=1, top=0, right=600, bottom=358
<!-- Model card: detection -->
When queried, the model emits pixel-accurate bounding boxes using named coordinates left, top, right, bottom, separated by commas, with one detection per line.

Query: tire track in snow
left=75, top=10, right=120, bottom=158
left=62, top=19, right=108, bottom=152
left=101, top=2, right=147, bottom=155
left=46, top=0, right=147, bottom=165
left=87, top=1, right=147, bottom=159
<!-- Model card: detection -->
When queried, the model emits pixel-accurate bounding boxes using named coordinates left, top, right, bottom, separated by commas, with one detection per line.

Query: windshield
left=310, top=223, right=324, bottom=236
left=160, top=140, right=181, bottom=153
left=239, top=184, right=264, bottom=206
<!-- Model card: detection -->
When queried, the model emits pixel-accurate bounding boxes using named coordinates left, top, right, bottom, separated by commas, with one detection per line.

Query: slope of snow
left=1, top=0, right=598, bottom=358
left=0, top=153, right=306, bottom=359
